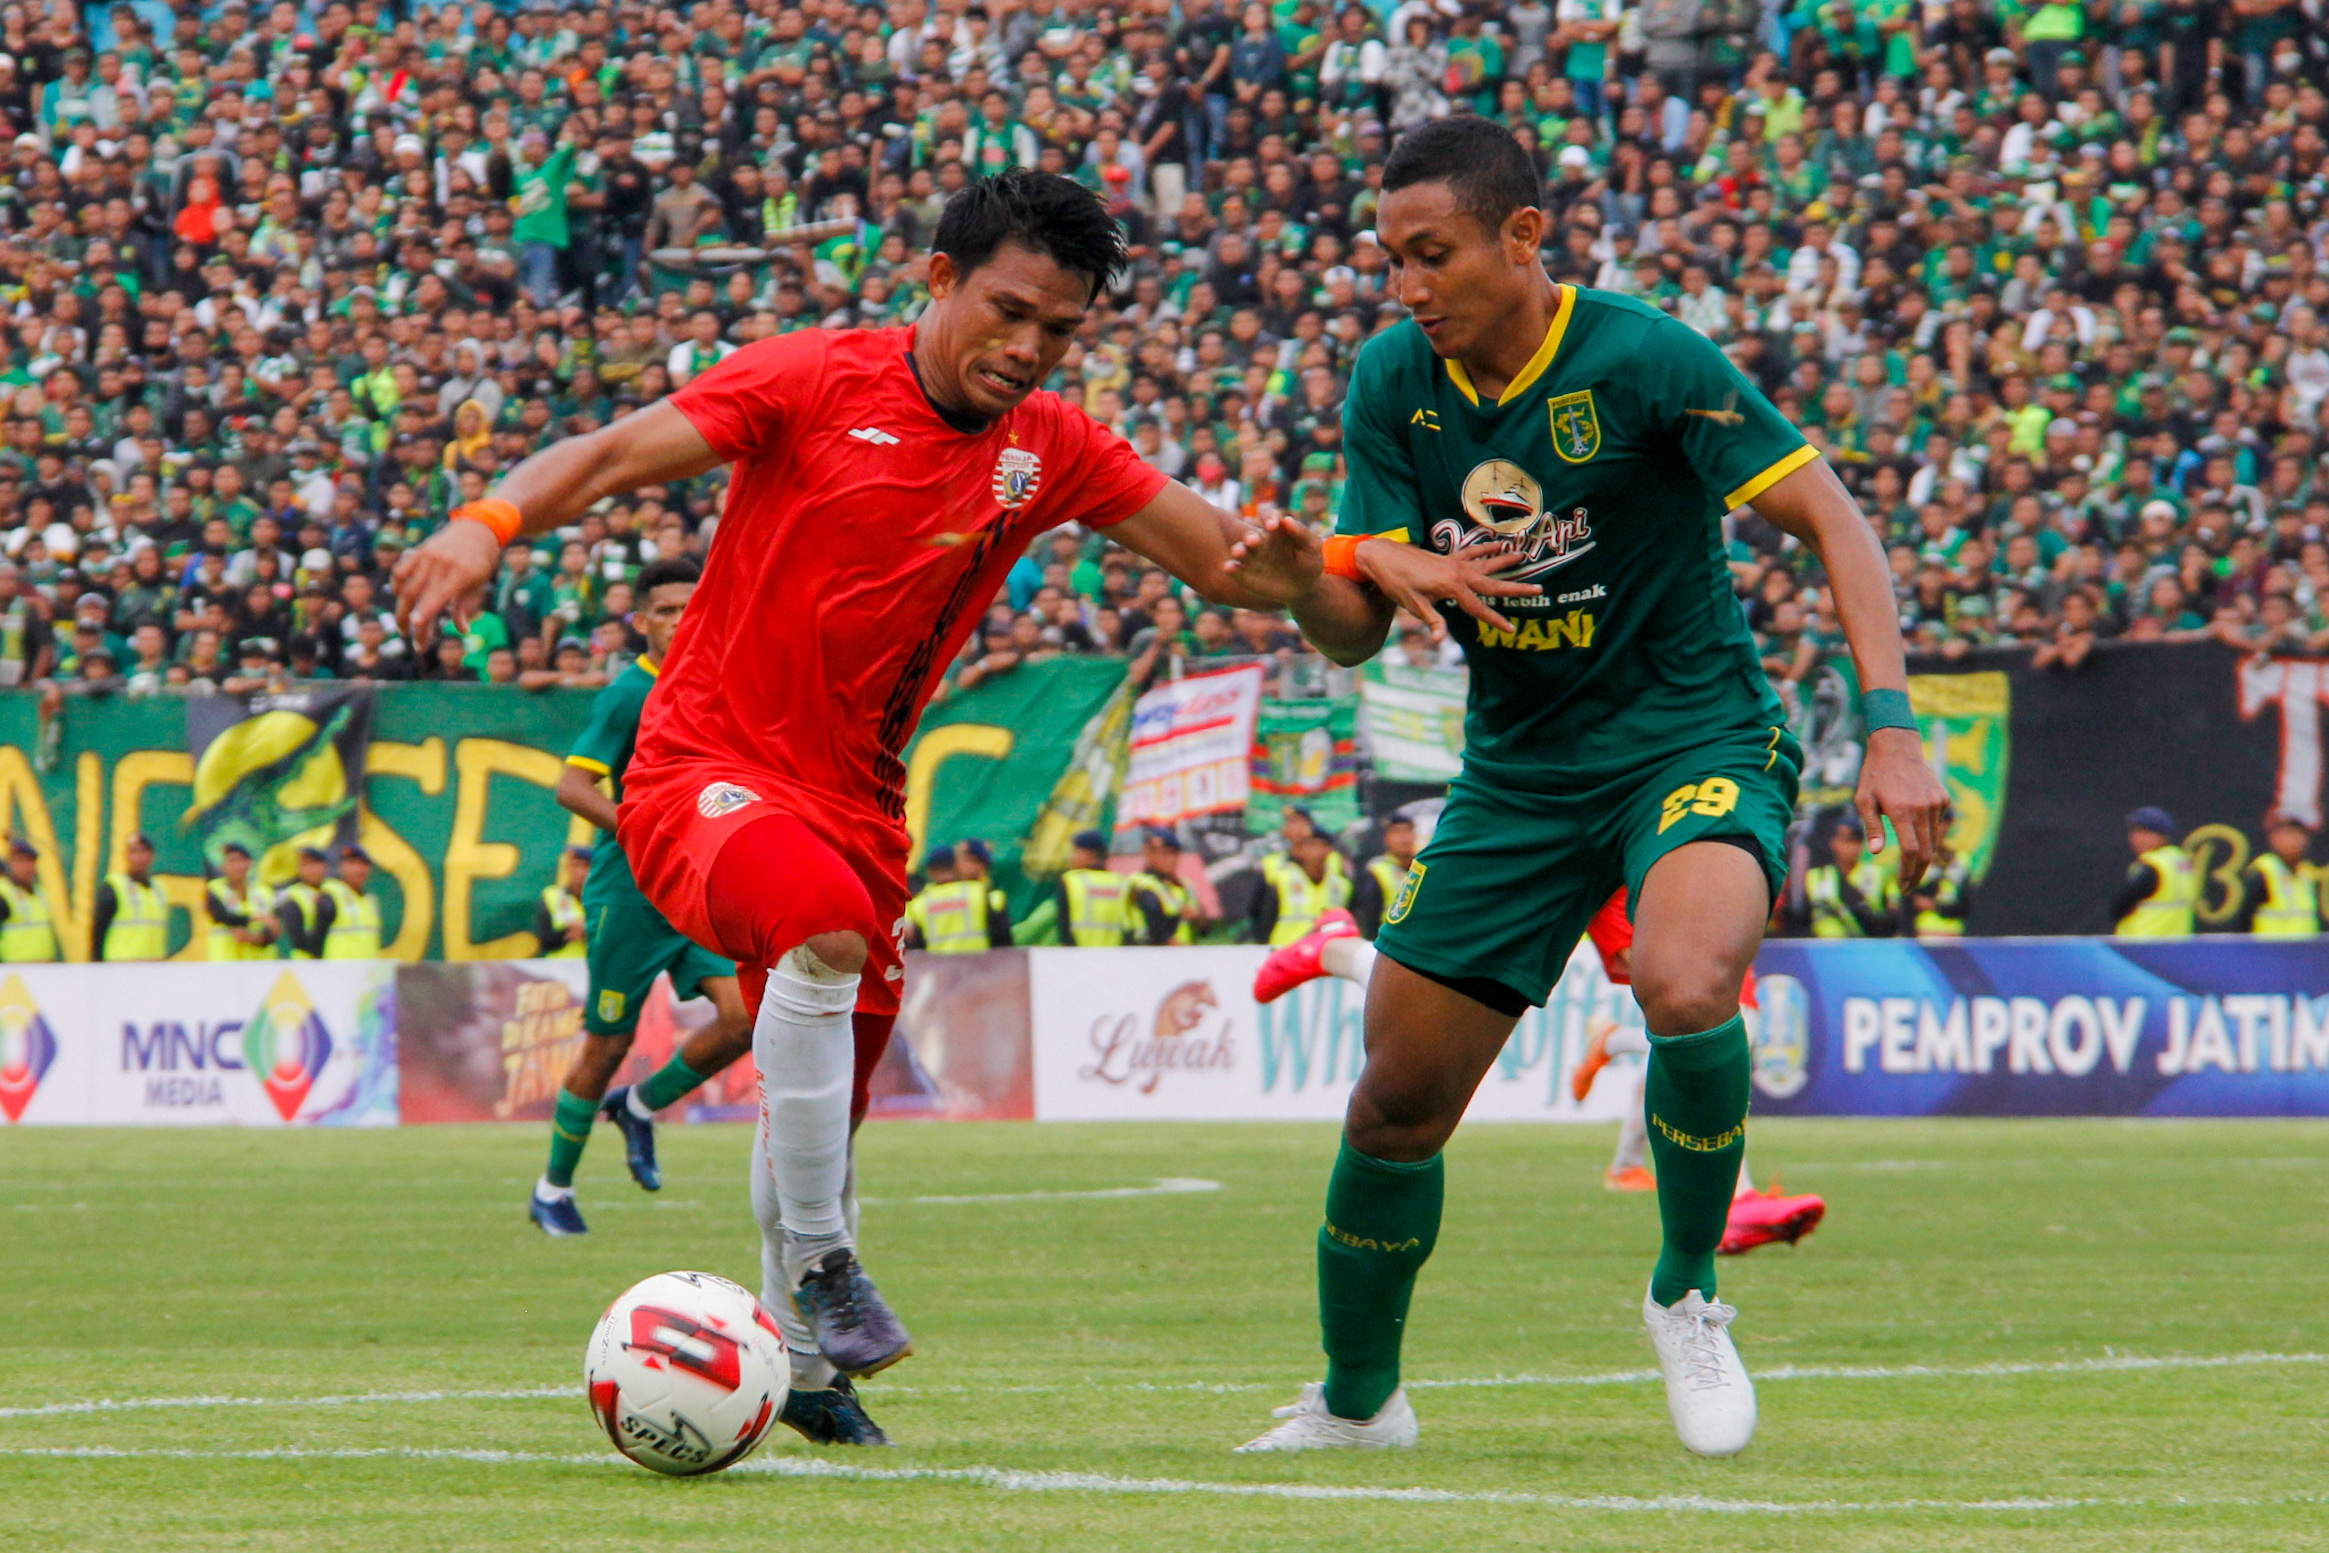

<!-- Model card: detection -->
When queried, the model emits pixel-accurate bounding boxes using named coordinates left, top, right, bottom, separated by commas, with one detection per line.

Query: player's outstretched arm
left=1108, top=481, right=1327, bottom=610
left=1241, top=516, right=1537, bottom=667
left=1751, top=458, right=1951, bottom=885
left=393, top=402, right=724, bottom=644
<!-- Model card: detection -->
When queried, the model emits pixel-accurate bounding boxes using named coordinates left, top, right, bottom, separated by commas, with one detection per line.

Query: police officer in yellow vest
left=204, top=841, right=278, bottom=961
left=2112, top=806, right=2196, bottom=938
left=0, top=837, right=58, bottom=962
left=1127, top=827, right=1206, bottom=945
left=2234, top=813, right=2320, bottom=938
left=324, top=845, right=383, bottom=959
left=1054, top=830, right=1131, bottom=947
left=904, top=841, right=1015, bottom=954
left=1908, top=834, right=1973, bottom=937
left=275, top=846, right=334, bottom=960
left=535, top=845, right=591, bottom=958
left=1352, top=813, right=1419, bottom=940
left=1253, top=827, right=1354, bottom=946
left=1800, top=816, right=1900, bottom=938
left=92, top=833, right=168, bottom=961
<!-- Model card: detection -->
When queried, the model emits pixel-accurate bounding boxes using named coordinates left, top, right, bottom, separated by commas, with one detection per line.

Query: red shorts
left=618, top=759, right=910, bottom=1018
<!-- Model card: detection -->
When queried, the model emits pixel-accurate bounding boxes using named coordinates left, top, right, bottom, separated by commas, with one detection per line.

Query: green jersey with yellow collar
left=1336, top=284, right=1815, bottom=788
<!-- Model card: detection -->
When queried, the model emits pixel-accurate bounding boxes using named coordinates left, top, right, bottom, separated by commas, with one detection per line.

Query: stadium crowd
left=0, top=0, right=2324, bottom=711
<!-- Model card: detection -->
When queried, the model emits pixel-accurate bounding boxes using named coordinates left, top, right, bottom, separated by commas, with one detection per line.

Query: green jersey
left=1337, top=285, right=1815, bottom=788
left=562, top=654, right=662, bottom=894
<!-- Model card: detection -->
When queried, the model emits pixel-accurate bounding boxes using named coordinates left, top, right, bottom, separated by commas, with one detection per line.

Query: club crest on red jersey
left=696, top=782, right=762, bottom=820
left=992, top=445, right=1043, bottom=509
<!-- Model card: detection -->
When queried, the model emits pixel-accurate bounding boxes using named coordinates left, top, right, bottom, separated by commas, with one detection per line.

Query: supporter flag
left=1021, top=677, right=1136, bottom=878
left=182, top=688, right=375, bottom=886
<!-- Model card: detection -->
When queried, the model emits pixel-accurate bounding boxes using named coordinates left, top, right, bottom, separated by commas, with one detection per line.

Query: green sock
left=636, top=1053, right=713, bottom=1112
left=544, top=1089, right=599, bottom=1190
left=1317, top=1140, right=1444, bottom=1421
left=1645, top=1014, right=1751, bottom=1307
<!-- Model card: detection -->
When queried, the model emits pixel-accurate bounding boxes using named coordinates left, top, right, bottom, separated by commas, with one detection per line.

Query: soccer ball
left=584, top=1270, right=790, bottom=1476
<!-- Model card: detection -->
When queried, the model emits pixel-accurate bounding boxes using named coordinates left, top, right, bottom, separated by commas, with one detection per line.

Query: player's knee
left=800, top=929, right=868, bottom=976
left=1345, top=1084, right=1457, bottom=1163
left=1633, top=962, right=1741, bottom=1038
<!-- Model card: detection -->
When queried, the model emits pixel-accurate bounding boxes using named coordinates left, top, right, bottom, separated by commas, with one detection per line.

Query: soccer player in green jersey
left=529, top=555, right=754, bottom=1242
left=1227, top=117, right=1949, bottom=1458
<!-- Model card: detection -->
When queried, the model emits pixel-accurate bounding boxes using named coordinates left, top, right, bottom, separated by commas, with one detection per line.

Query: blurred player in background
left=530, top=555, right=754, bottom=1246
left=394, top=170, right=1375, bottom=1441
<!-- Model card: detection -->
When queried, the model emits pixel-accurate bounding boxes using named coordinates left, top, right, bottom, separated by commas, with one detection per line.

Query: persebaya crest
left=1549, top=390, right=1600, bottom=464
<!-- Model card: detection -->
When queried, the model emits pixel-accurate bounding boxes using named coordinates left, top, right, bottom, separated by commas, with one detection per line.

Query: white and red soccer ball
left=585, top=1271, right=790, bottom=1476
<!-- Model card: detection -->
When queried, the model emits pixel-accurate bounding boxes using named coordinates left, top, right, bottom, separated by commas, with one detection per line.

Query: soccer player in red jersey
left=393, top=172, right=1507, bottom=1441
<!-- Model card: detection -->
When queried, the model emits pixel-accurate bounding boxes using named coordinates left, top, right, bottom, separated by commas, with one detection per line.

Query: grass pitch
left=3, top=1117, right=2326, bottom=1551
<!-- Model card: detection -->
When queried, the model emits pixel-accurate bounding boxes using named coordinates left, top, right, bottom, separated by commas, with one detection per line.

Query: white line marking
left=0, top=1447, right=2123, bottom=1513
left=1407, top=1351, right=2329, bottom=1392
left=3, top=1350, right=2316, bottom=1422
left=0, top=1387, right=569, bottom=1421
left=867, top=1178, right=1223, bottom=1206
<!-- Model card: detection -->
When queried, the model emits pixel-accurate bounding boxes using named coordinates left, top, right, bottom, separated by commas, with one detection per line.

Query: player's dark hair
left=636, top=556, right=703, bottom=594
left=1382, top=116, right=1543, bottom=236
left=932, top=169, right=1128, bottom=302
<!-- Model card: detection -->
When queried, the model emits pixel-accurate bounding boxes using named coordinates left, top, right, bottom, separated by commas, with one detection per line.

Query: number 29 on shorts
left=1659, top=777, right=1740, bottom=834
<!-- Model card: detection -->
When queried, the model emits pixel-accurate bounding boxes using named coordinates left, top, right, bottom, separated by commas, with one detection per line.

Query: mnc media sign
left=1751, top=939, right=2329, bottom=1116
left=0, top=963, right=395, bottom=1126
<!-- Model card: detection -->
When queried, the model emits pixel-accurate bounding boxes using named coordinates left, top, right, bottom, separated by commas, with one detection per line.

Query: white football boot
left=1643, top=1286, right=1757, bottom=1457
left=1235, top=1382, right=1420, bottom=1452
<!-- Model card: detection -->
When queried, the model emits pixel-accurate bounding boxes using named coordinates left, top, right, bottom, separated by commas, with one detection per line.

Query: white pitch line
left=3, top=1351, right=2317, bottom=1420
left=0, top=1387, right=569, bottom=1421
left=0, top=1446, right=2116, bottom=1513
left=868, top=1177, right=1223, bottom=1206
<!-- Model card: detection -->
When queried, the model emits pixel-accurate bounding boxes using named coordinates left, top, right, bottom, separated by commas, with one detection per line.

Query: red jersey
left=640, top=326, right=1167, bottom=821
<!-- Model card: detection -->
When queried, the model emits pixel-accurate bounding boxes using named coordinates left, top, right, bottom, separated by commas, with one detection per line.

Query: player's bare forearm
left=556, top=765, right=621, bottom=833
left=496, top=404, right=724, bottom=535
left=1290, top=531, right=1539, bottom=662
left=1751, top=460, right=1908, bottom=700
left=1288, top=573, right=1397, bottom=666
left=1750, top=458, right=1950, bottom=882
left=1112, top=482, right=1318, bottom=609
left=394, top=403, right=721, bottom=643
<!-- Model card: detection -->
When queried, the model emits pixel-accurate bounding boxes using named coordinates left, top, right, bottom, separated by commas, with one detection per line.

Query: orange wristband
left=453, top=497, right=524, bottom=546
left=1322, top=534, right=1366, bottom=579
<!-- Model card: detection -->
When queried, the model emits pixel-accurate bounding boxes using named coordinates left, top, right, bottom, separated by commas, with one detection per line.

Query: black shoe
left=528, top=1190, right=587, bottom=1236
left=599, top=1086, right=661, bottom=1191
left=778, top=1376, right=891, bottom=1446
left=791, top=1248, right=913, bottom=1377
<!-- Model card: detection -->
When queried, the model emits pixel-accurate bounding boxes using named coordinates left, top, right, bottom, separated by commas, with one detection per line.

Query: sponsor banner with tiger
left=1026, top=943, right=1643, bottom=1123
left=0, top=960, right=395, bottom=1126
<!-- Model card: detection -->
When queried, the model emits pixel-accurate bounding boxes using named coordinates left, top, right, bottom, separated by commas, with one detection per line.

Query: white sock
left=1611, top=1074, right=1648, bottom=1171
left=1601, top=1023, right=1650, bottom=1057
left=751, top=944, right=859, bottom=1273
left=625, top=1086, right=656, bottom=1121
left=1321, top=937, right=1377, bottom=985
left=1735, top=1154, right=1756, bottom=1199
left=534, top=1176, right=573, bottom=1203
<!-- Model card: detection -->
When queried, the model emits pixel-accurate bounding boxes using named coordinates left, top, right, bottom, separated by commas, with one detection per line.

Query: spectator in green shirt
left=512, top=124, right=580, bottom=308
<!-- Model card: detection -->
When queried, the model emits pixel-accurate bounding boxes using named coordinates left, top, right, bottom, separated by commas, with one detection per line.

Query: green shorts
left=1375, top=730, right=1800, bottom=1009
left=582, top=873, right=736, bottom=1038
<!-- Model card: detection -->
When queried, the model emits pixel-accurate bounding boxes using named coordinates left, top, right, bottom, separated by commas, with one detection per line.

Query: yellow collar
left=1444, top=285, right=1575, bottom=408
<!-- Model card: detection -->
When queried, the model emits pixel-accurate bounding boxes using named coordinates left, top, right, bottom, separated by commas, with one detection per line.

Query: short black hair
left=636, top=555, right=702, bottom=594
left=932, top=169, right=1128, bottom=302
left=1382, top=115, right=1543, bottom=236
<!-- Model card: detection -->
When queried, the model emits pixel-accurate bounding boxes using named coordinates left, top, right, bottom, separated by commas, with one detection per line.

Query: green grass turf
left=2, top=1118, right=2327, bottom=1551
